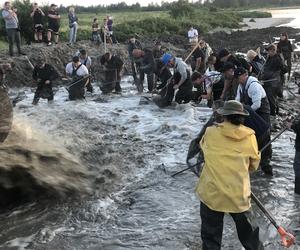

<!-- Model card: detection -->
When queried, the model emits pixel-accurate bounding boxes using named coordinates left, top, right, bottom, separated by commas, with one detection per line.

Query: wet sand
left=240, top=17, right=295, bottom=30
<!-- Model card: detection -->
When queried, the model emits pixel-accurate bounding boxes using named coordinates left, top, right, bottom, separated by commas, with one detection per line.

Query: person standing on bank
left=47, top=4, right=60, bottom=46
left=30, top=3, right=45, bottom=43
left=68, top=7, right=78, bottom=45
left=2, top=1, right=26, bottom=56
left=196, top=100, right=263, bottom=250
left=32, top=57, right=59, bottom=105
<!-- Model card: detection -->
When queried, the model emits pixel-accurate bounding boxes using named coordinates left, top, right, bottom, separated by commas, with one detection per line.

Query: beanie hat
left=218, top=48, right=230, bottom=59
left=220, top=62, right=235, bottom=72
left=161, top=53, right=173, bottom=65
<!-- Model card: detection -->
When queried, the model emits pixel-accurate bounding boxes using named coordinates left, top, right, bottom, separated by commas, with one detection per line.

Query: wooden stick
left=184, top=40, right=202, bottom=62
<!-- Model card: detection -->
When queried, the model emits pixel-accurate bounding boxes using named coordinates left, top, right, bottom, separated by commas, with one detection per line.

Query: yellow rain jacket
left=195, top=121, right=260, bottom=213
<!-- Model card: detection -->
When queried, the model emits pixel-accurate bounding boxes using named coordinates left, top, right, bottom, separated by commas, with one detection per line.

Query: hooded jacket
left=195, top=121, right=260, bottom=213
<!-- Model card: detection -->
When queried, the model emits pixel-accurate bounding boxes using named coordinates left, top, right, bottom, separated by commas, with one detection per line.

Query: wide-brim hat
left=217, top=100, right=249, bottom=116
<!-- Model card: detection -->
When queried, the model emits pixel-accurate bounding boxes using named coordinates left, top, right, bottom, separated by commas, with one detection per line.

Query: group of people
left=1, top=18, right=299, bottom=248
left=179, top=34, right=296, bottom=249
left=31, top=46, right=124, bottom=103
left=1, top=1, right=117, bottom=56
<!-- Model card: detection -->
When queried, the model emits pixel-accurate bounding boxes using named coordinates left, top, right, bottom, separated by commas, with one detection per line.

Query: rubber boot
left=295, top=177, right=300, bottom=195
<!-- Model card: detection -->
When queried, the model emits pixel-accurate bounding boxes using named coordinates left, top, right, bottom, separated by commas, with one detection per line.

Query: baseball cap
left=234, top=67, right=247, bottom=78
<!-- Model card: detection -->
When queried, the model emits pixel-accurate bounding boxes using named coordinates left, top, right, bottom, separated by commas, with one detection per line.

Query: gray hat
left=217, top=100, right=249, bottom=116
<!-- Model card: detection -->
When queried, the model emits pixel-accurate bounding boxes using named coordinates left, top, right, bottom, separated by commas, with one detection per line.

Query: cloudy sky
left=1, top=0, right=178, bottom=7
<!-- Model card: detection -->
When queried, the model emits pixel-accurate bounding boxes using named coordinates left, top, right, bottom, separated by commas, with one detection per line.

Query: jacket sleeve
left=32, top=66, right=38, bottom=80
left=289, top=41, right=294, bottom=52
left=249, top=134, right=261, bottom=172
left=48, top=65, right=59, bottom=81
left=291, top=120, right=300, bottom=135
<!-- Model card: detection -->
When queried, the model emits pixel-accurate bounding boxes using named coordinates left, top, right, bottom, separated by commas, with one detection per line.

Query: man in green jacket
left=196, top=100, right=263, bottom=250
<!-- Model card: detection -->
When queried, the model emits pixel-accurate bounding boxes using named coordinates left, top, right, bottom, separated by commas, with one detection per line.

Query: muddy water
left=0, top=78, right=299, bottom=249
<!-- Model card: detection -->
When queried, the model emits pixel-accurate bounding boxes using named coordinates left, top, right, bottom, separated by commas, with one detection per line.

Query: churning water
left=0, top=77, right=299, bottom=250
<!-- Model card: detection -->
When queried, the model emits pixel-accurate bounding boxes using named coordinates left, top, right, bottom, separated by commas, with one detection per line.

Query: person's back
left=196, top=121, right=259, bottom=212
left=195, top=100, right=263, bottom=250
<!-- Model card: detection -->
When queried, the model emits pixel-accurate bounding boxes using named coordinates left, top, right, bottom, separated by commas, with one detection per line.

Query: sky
left=0, top=0, right=178, bottom=7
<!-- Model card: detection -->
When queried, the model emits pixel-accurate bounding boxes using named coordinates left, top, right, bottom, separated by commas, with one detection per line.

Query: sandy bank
left=240, top=17, right=295, bottom=30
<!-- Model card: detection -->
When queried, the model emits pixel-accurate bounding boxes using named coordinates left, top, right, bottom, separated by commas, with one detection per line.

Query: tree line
left=53, top=0, right=300, bottom=13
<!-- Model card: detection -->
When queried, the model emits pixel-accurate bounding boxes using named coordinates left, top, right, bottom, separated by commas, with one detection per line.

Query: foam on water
left=0, top=77, right=299, bottom=249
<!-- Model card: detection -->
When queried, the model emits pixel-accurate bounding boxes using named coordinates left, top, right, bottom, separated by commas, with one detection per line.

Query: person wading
left=217, top=49, right=250, bottom=100
left=277, top=32, right=293, bottom=80
left=32, top=57, right=59, bottom=105
left=65, top=56, right=89, bottom=100
left=100, top=52, right=124, bottom=94
left=161, top=53, right=193, bottom=104
left=128, top=36, right=143, bottom=85
left=235, top=67, right=273, bottom=176
left=261, top=44, right=284, bottom=116
left=196, top=100, right=263, bottom=250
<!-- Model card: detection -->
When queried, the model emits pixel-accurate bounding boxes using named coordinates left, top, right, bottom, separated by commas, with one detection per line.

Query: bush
left=237, top=11, right=272, bottom=18
left=169, top=0, right=195, bottom=19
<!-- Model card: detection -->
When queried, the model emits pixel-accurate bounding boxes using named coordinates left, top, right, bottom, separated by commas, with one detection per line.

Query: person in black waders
left=157, top=53, right=193, bottom=106
left=76, top=49, right=93, bottom=93
left=289, top=118, right=300, bottom=194
left=196, top=100, right=264, bottom=250
left=65, top=56, right=89, bottom=100
left=100, top=52, right=124, bottom=94
left=127, top=35, right=143, bottom=85
left=32, top=57, right=59, bottom=105
left=235, top=67, right=273, bottom=176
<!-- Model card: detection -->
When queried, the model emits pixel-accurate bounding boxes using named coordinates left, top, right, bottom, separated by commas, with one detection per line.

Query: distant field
left=58, top=11, right=168, bottom=34
left=0, top=9, right=272, bottom=48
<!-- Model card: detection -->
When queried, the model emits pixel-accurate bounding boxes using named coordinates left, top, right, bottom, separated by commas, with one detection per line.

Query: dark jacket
left=262, top=54, right=283, bottom=80
left=292, top=119, right=300, bottom=151
left=128, top=40, right=142, bottom=59
left=141, top=49, right=156, bottom=74
left=277, top=40, right=293, bottom=59
left=33, top=64, right=59, bottom=83
left=250, top=55, right=265, bottom=76
left=228, top=55, right=251, bottom=71
left=106, top=55, right=124, bottom=72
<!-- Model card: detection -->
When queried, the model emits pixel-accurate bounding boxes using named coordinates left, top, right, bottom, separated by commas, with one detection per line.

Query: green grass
left=0, top=9, right=272, bottom=46
left=0, top=40, right=7, bottom=51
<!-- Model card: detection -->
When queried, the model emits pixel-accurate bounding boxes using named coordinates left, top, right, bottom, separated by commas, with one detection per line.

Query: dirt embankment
left=205, top=26, right=300, bottom=53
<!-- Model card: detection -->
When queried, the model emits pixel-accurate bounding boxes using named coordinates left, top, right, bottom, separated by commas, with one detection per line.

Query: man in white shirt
left=75, top=49, right=93, bottom=92
left=235, top=67, right=273, bottom=176
left=188, top=26, right=198, bottom=43
left=65, top=56, right=89, bottom=100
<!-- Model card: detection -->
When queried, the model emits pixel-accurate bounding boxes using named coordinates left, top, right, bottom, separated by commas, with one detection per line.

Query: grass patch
left=0, top=8, right=272, bottom=46
left=237, top=11, right=272, bottom=18
left=0, top=40, right=7, bottom=51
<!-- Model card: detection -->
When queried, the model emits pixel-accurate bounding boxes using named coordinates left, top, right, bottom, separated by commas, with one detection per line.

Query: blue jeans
left=293, top=150, right=300, bottom=177
left=69, top=23, right=78, bottom=44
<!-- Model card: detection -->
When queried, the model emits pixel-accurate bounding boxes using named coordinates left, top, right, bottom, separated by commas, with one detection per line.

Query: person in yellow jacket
left=195, top=100, right=264, bottom=250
